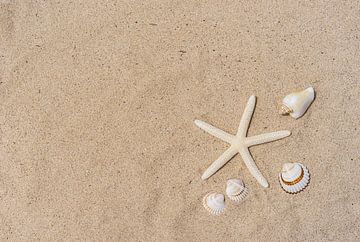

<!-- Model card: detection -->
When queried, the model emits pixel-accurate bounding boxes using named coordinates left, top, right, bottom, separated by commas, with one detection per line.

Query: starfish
left=195, top=95, right=291, bottom=188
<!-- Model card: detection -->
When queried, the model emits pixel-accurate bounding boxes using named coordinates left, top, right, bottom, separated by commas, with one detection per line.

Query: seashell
left=279, top=163, right=310, bottom=194
left=226, top=179, right=248, bottom=203
left=280, top=87, right=315, bottom=119
left=202, top=192, right=226, bottom=215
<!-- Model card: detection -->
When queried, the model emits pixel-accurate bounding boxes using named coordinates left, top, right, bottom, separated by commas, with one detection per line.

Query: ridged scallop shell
left=280, top=87, right=315, bottom=119
left=279, top=163, right=310, bottom=194
left=202, top=192, right=225, bottom=215
left=226, top=179, right=248, bottom=203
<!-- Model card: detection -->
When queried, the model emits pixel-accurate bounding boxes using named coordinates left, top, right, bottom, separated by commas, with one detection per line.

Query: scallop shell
left=226, top=179, right=248, bottom=203
left=202, top=192, right=226, bottom=215
left=280, top=87, right=315, bottom=119
left=279, top=163, right=310, bottom=194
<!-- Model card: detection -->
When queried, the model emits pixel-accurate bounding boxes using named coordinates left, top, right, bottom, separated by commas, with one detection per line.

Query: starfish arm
left=194, top=119, right=234, bottom=144
left=237, top=95, right=256, bottom=137
left=245, top=130, right=291, bottom=147
left=239, top=147, right=269, bottom=188
left=201, top=146, right=238, bottom=180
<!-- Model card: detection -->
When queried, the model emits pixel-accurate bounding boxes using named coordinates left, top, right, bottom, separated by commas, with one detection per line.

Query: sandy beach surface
left=1, top=1, right=359, bottom=241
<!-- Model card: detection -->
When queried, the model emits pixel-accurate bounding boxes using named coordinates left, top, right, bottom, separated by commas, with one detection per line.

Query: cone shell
left=202, top=192, right=226, bottom=215
left=281, top=87, right=315, bottom=119
left=279, top=163, right=310, bottom=194
left=226, top=179, right=248, bottom=203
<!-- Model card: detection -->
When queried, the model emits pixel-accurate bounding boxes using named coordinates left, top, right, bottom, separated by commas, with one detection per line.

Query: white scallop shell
left=226, top=179, right=248, bottom=203
left=202, top=192, right=226, bottom=215
left=280, top=87, right=315, bottom=119
left=279, top=163, right=310, bottom=194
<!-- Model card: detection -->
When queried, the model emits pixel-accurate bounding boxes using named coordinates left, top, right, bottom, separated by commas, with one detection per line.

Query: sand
left=0, top=1, right=359, bottom=241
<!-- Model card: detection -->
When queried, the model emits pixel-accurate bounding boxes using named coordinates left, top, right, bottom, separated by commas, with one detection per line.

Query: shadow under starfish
left=195, top=95, right=291, bottom=188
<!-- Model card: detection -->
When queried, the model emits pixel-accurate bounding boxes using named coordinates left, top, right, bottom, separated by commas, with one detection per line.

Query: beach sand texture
left=0, top=1, right=359, bottom=241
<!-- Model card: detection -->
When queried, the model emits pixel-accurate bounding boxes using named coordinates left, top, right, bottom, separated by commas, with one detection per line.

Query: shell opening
left=280, top=105, right=293, bottom=115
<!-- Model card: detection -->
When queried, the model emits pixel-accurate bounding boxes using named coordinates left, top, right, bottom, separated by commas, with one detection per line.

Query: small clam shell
left=281, top=87, right=315, bottom=119
left=202, top=192, right=226, bottom=215
left=226, top=179, right=248, bottom=203
left=279, top=163, right=310, bottom=194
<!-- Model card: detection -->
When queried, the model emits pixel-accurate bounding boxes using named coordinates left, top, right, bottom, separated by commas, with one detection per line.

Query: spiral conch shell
left=202, top=192, right=226, bottom=215
left=279, top=163, right=310, bottom=194
left=280, top=87, right=315, bottom=119
left=226, top=179, right=248, bottom=203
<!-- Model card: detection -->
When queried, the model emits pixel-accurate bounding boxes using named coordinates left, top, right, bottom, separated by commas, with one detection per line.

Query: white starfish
left=195, top=95, right=291, bottom=188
